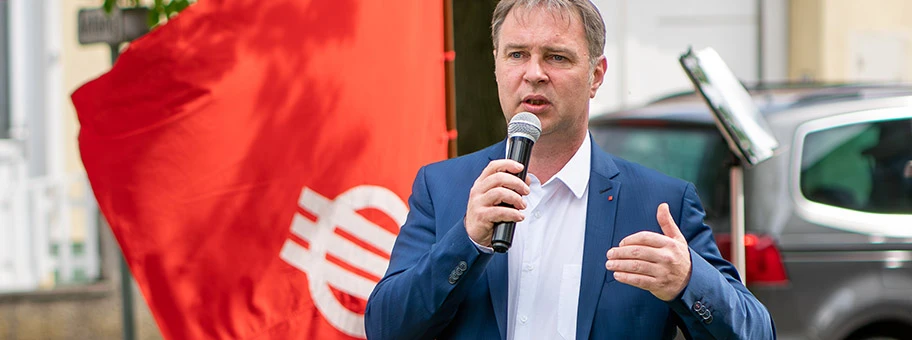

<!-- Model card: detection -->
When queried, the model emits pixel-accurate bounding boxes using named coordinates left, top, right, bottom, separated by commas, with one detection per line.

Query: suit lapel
left=484, top=140, right=510, bottom=340
left=487, top=254, right=509, bottom=340
left=576, top=139, right=621, bottom=340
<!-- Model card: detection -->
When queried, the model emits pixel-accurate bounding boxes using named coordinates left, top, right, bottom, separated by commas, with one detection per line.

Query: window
left=800, top=118, right=912, bottom=213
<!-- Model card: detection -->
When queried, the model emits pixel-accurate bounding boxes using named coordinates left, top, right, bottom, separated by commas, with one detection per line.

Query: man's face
left=494, top=6, right=606, bottom=140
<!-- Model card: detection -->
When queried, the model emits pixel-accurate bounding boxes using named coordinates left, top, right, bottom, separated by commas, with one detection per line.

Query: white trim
left=0, top=0, right=100, bottom=293
left=8, top=0, right=32, bottom=141
left=790, top=104, right=912, bottom=237
left=0, top=141, right=34, bottom=291
left=44, top=0, right=70, bottom=283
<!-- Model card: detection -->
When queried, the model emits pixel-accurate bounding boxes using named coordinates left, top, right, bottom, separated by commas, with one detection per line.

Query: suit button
left=703, top=315, right=713, bottom=324
left=693, top=301, right=702, bottom=311
left=457, top=261, right=467, bottom=271
left=448, top=274, right=458, bottom=284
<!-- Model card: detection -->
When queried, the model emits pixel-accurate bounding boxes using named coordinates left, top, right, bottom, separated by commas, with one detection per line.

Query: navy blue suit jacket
left=365, top=138, right=775, bottom=339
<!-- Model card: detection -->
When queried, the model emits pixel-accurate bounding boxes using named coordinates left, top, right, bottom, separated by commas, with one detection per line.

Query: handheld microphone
left=492, top=112, right=541, bottom=253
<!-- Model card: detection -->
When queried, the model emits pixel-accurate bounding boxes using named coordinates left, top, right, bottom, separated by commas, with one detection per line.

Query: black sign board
left=78, top=7, right=149, bottom=45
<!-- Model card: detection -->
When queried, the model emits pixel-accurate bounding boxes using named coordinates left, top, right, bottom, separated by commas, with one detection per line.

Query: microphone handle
left=491, top=136, right=534, bottom=253
left=491, top=220, right=516, bottom=253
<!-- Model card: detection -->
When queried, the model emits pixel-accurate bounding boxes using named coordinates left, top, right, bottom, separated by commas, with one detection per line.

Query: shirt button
left=520, top=315, right=528, bottom=323
left=523, top=263, right=534, bottom=272
left=533, top=210, right=542, bottom=219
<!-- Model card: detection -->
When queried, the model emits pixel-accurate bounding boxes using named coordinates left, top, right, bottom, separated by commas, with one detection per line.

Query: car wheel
left=845, top=322, right=912, bottom=340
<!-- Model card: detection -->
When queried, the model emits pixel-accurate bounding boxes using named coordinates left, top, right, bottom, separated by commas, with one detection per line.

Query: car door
left=771, top=105, right=912, bottom=340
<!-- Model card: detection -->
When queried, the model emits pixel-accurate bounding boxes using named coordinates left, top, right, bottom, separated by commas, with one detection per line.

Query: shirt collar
left=542, top=133, right=591, bottom=199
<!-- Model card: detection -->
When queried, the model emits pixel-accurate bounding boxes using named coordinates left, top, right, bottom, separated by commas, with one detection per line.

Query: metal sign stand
left=679, top=48, right=781, bottom=287
left=111, top=44, right=136, bottom=340
left=109, top=44, right=136, bottom=340
left=730, top=164, right=746, bottom=284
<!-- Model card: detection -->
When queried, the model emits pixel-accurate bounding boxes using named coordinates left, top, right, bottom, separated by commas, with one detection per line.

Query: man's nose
left=522, top=58, right=549, bottom=84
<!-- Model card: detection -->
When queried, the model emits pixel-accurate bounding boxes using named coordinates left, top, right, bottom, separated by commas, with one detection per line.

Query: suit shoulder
left=423, top=142, right=500, bottom=175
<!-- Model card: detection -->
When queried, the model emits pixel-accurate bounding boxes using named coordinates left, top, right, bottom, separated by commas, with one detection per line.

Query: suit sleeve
left=669, top=183, right=777, bottom=340
left=364, top=166, right=493, bottom=340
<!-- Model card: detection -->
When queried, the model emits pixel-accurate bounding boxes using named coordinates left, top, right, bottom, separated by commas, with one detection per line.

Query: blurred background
left=1, top=0, right=910, bottom=339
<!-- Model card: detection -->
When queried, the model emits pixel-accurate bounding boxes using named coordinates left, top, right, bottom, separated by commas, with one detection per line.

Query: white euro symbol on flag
left=280, top=185, right=406, bottom=338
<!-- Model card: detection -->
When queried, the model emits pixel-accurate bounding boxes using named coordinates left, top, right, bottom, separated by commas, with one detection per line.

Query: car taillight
left=715, top=233, right=789, bottom=286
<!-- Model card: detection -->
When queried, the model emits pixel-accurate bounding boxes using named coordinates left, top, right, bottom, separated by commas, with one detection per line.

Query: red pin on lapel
left=608, top=195, right=614, bottom=201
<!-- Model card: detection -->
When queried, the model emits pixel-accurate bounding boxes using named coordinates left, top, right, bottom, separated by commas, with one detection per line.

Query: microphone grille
left=507, top=112, right=542, bottom=142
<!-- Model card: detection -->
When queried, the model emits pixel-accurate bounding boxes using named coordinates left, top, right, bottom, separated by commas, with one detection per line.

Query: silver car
left=590, top=83, right=912, bottom=340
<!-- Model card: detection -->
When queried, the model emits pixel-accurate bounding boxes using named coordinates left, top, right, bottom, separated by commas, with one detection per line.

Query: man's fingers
left=605, top=258, right=661, bottom=278
left=483, top=187, right=527, bottom=210
left=618, top=231, right=671, bottom=248
left=480, top=206, right=525, bottom=224
left=479, top=159, right=524, bottom=180
left=465, top=159, right=531, bottom=245
left=657, top=203, right=684, bottom=241
left=477, top=171, right=531, bottom=196
left=612, top=271, right=657, bottom=291
left=606, top=203, right=692, bottom=302
left=606, top=245, right=666, bottom=263
left=611, top=263, right=683, bottom=302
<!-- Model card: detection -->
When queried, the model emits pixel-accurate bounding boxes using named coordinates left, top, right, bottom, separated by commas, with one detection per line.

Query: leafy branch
left=102, top=0, right=195, bottom=27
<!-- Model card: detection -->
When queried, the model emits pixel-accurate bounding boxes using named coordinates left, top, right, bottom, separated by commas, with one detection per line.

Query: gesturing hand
left=605, top=203, right=692, bottom=301
left=465, top=159, right=531, bottom=247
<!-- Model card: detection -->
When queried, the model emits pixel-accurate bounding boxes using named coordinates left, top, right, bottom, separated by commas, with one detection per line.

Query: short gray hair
left=491, top=0, right=606, bottom=67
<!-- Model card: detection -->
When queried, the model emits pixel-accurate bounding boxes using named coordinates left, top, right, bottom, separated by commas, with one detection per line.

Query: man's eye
left=552, top=55, right=566, bottom=62
left=509, top=52, right=523, bottom=58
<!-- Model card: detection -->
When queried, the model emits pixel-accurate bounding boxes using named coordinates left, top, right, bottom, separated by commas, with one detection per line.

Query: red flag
left=71, top=0, right=446, bottom=339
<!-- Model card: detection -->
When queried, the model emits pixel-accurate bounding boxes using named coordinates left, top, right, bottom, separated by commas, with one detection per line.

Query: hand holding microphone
left=464, top=112, right=541, bottom=252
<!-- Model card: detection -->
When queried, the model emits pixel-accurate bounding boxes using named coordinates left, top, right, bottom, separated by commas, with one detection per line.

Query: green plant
left=103, top=0, right=195, bottom=27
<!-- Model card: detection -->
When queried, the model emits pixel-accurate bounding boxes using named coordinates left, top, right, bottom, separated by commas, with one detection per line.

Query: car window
left=800, top=118, right=912, bottom=213
left=591, top=125, right=731, bottom=218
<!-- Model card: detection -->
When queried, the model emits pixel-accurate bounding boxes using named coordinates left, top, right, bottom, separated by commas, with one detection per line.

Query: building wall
left=790, top=0, right=912, bottom=82
left=63, top=0, right=109, bottom=179
left=0, top=0, right=162, bottom=339
left=0, top=228, right=162, bottom=340
left=590, top=0, right=787, bottom=115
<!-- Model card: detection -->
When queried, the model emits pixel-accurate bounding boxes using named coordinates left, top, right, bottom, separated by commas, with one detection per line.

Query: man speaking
left=365, top=0, right=776, bottom=339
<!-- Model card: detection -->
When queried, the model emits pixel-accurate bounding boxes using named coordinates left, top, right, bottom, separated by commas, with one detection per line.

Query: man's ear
left=493, top=50, right=499, bottom=80
left=589, top=56, right=608, bottom=98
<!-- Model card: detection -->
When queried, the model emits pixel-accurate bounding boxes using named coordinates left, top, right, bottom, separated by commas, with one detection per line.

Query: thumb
left=657, top=203, right=684, bottom=241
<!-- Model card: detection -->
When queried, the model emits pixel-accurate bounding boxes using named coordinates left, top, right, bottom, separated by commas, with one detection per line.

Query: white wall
left=590, top=0, right=788, bottom=115
left=0, top=0, right=104, bottom=292
left=789, top=1, right=912, bottom=88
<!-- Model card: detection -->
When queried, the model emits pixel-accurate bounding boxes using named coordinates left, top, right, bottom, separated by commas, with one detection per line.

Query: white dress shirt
left=507, top=134, right=590, bottom=340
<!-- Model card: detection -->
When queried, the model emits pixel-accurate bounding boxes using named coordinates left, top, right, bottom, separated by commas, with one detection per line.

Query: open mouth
left=524, top=99, right=548, bottom=105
